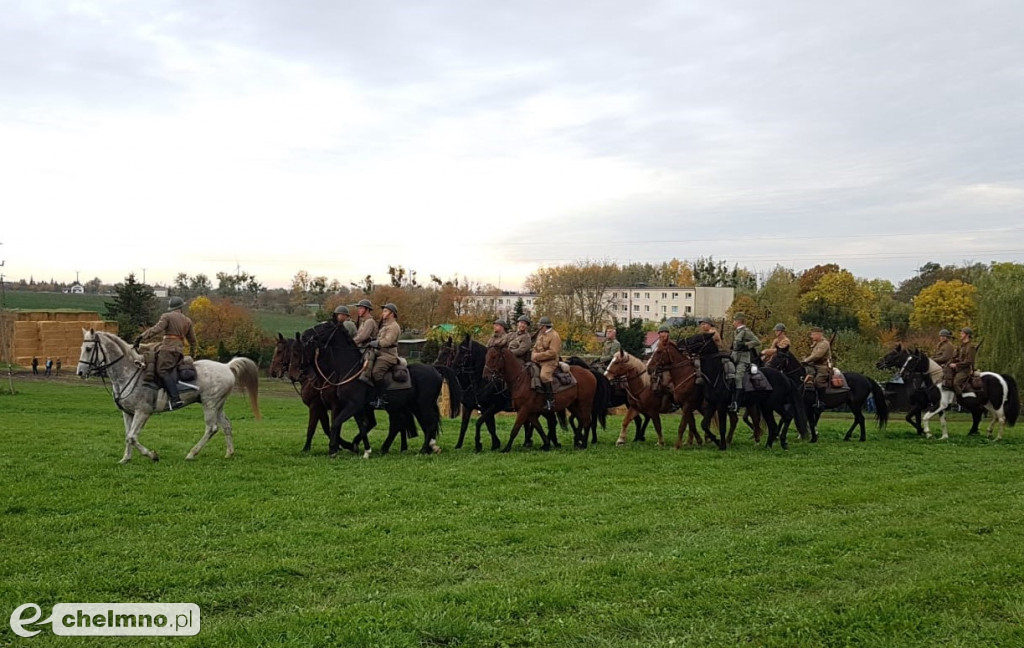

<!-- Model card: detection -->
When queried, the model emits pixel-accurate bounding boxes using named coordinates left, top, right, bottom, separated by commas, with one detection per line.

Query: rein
left=313, top=346, right=367, bottom=387
left=81, top=335, right=145, bottom=411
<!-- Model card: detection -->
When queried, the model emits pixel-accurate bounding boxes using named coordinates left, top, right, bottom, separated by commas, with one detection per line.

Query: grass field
left=1, top=377, right=1022, bottom=647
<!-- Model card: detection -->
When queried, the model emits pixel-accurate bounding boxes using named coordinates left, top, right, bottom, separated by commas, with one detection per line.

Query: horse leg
left=220, top=409, right=235, bottom=458
left=967, top=408, right=982, bottom=437
left=844, top=409, right=863, bottom=442
left=501, top=414, right=528, bottom=453
left=531, top=414, right=551, bottom=451
left=302, top=403, right=320, bottom=453
left=650, top=414, right=664, bottom=447
left=455, top=406, right=472, bottom=450
left=119, top=411, right=134, bottom=463
left=125, top=412, right=158, bottom=462
left=618, top=409, right=637, bottom=445
left=186, top=404, right=220, bottom=460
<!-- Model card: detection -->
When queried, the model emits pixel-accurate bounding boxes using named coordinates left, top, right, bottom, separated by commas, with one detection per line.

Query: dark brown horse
left=269, top=332, right=337, bottom=453
left=483, top=346, right=597, bottom=451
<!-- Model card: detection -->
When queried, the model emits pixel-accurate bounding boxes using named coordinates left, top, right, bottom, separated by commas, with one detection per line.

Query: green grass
left=254, top=311, right=318, bottom=338
left=2, top=291, right=110, bottom=312
left=1, top=378, right=1023, bottom=647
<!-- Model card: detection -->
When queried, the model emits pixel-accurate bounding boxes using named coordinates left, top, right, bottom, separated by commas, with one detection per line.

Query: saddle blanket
left=742, top=370, right=772, bottom=392
left=526, top=363, right=577, bottom=393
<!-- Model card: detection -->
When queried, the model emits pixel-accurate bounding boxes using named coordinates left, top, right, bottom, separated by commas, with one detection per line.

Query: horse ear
left=278, top=332, right=285, bottom=342
left=295, top=332, right=301, bottom=341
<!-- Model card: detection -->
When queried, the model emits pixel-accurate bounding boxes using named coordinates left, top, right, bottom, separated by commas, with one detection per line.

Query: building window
left=633, top=305, right=639, bottom=312
left=685, top=306, right=692, bottom=314
left=634, top=292, right=640, bottom=298
left=661, top=292, right=667, bottom=299
left=644, top=305, right=650, bottom=312
left=685, top=292, right=693, bottom=299
left=645, top=292, right=650, bottom=299
left=672, top=292, right=678, bottom=298
left=672, top=306, right=679, bottom=313
left=622, top=291, right=628, bottom=298
left=661, top=305, right=667, bottom=312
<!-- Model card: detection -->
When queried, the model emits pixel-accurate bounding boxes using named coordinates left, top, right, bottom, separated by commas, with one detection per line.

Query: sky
left=2, top=0, right=1023, bottom=291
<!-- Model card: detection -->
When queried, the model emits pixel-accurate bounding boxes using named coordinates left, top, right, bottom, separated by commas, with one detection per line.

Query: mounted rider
left=944, top=327, right=977, bottom=397
left=506, top=315, right=533, bottom=363
left=802, top=326, right=831, bottom=409
left=696, top=317, right=732, bottom=386
left=332, top=305, right=357, bottom=338
left=531, top=316, right=561, bottom=410
left=932, top=329, right=955, bottom=367
left=352, top=299, right=378, bottom=349
left=487, top=319, right=511, bottom=348
left=729, top=313, right=762, bottom=412
left=136, top=296, right=198, bottom=411
left=761, top=323, right=791, bottom=362
left=598, top=327, right=621, bottom=366
left=361, top=303, right=401, bottom=406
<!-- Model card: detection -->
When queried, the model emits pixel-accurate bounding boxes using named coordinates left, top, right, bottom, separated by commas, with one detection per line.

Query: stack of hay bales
left=0, top=311, right=117, bottom=367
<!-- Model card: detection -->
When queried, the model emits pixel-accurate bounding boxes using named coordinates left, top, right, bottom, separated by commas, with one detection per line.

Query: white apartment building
left=468, top=286, right=734, bottom=325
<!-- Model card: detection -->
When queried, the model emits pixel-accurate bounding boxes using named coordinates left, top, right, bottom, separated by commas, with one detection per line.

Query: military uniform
left=487, top=331, right=509, bottom=348
left=506, top=330, right=533, bottom=363
left=532, top=326, right=562, bottom=383
left=802, top=338, right=832, bottom=388
left=139, top=301, right=198, bottom=409
left=762, top=333, right=791, bottom=361
left=731, top=324, right=762, bottom=392
left=353, top=313, right=378, bottom=348
left=371, top=317, right=401, bottom=383
left=599, top=337, right=621, bottom=364
left=932, top=339, right=954, bottom=366
left=946, top=340, right=977, bottom=394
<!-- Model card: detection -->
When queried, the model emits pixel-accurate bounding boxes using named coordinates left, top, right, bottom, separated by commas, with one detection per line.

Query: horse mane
left=92, top=329, right=141, bottom=362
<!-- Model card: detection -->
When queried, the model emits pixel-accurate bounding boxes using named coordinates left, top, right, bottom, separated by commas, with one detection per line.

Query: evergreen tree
left=104, top=273, right=158, bottom=341
left=512, top=297, right=525, bottom=321
left=615, top=317, right=647, bottom=357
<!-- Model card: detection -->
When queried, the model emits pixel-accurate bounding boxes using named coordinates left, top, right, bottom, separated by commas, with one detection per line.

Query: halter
left=80, top=333, right=145, bottom=412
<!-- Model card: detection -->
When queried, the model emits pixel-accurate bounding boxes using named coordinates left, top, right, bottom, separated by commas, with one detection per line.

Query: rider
left=761, top=323, right=791, bottom=362
left=352, top=299, right=378, bottom=349
left=137, top=296, right=198, bottom=411
left=729, top=313, right=761, bottom=412
left=332, top=305, right=357, bottom=338
left=696, top=317, right=731, bottom=386
left=945, top=326, right=977, bottom=397
left=802, top=326, right=831, bottom=409
left=598, top=327, right=621, bottom=365
left=932, top=329, right=955, bottom=367
left=507, top=315, right=533, bottom=363
left=531, top=316, right=561, bottom=410
left=364, top=303, right=401, bottom=406
left=487, top=319, right=511, bottom=348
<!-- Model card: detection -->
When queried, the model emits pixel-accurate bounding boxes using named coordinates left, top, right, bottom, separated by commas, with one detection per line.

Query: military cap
left=961, top=326, right=973, bottom=336
left=658, top=325, right=670, bottom=333
left=494, top=319, right=509, bottom=330
left=168, top=296, right=185, bottom=311
left=333, top=305, right=350, bottom=316
left=383, top=302, right=399, bottom=317
left=732, top=313, right=747, bottom=323
left=939, top=329, right=952, bottom=337
left=356, top=299, right=373, bottom=310
left=697, top=317, right=712, bottom=325
left=517, top=315, right=531, bottom=324
left=810, top=326, right=824, bottom=333
left=774, top=323, right=786, bottom=332
left=538, top=316, right=552, bottom=327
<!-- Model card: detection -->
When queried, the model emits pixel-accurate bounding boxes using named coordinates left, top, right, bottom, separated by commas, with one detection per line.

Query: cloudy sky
left=2, top=0, right=1022, bottom=290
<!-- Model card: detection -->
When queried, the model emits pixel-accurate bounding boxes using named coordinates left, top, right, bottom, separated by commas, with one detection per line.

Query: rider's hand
left=369, top=339, right=379, bottom=348
left=133, top=335, right=142, bottom=350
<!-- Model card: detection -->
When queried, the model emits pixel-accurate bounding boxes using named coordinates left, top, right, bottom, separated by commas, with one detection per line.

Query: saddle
left=525, top=363, right=577, bottom=393
left=139, top=349, right=198, bottom=393
left=382, top=358, right=412, bottom=392
left=742, top=367, right=772, bottom=393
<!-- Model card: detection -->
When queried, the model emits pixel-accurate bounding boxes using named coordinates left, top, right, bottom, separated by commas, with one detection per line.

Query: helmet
left=356, top=299, right=373, bottom=310
left=383, top=302, right=398, bottom=317
left=774, top=323, right=786, bottom=332
left=732, top=313, right=747, bottom=323
left=810, top=326, right=824, bottom=333
left=333, top=305, right=350, bottom=316
left=658, top=325, right=670, bottom=333
left=939, top=329, right=952, bottom=337
left=698, top=317, right=711, bottom=325
left=538, top=316, right=552, bottom=327
left=494, top=319, right=509, bottom=330
left=517, top=315, right=531, bottom=324
left=961, top=326, right=973, bottom=336
left=168, top=296, right=185, bottom=311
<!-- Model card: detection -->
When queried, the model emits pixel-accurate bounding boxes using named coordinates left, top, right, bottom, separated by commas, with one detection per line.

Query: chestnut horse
left=602, top=350, right=674, bottom=446
left=483, top=346, right=597, bottom=451
left=645, top=341, right=703, bottom=448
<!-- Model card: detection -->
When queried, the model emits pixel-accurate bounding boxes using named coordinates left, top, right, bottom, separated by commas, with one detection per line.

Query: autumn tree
left=797, top=263, right=841, bottom=295
left=188, top=296, right=268, bottom=361
left=976, top=262, right=1024, bottom=377
left=754, top=266, right=801, bottom=330
left=909, top=279, right=977, bottom=331
left=526, top=260, right=619, bottom=333
left=799, top=269, right=874, bottom=332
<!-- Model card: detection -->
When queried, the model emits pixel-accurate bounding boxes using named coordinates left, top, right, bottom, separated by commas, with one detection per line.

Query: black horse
left=435, top=335, right=562, bottom=452
left=740, top=365, right=812, bottom=449
left=767, top=347, right=888, bottom=442
left=678, top=332, right=732, bottom=450
left=876, top=344, right=1019, bottom=439
left=303, top=323, right=462, bottom=455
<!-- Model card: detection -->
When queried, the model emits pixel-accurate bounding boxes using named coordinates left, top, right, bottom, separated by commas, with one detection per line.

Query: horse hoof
left=362, top=450, right=372, bottom=459
left=616, top=440, right=625, bottom=446
left=152, top=453, right=160, bottom=462
left=474, top=444, right=483, bottom=453
left=810, top=435, right=819, bottom=444
left=780, top=442, right=789, bottom=451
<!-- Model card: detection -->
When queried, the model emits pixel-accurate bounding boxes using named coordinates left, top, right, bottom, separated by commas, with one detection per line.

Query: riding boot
left=370, top=381, right=385, bottom=409
left=815, top=387, right=827, bottom=410
left=162, top=370, right=184, bottom=410
left=542, top=381, right=555, bottom=410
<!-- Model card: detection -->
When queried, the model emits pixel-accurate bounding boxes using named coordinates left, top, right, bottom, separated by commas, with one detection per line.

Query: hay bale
left=438, top=380, right=451, bottom=416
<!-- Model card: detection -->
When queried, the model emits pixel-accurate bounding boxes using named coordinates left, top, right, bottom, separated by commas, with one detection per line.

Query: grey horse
left=77, top=329, right=261, bottom=463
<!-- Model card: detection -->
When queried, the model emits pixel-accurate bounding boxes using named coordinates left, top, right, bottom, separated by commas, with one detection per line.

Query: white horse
left=77, top=329, right=261, bottom=463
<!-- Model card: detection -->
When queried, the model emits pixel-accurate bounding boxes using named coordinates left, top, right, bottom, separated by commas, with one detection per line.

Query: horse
left=568, top=356, right=648, bottom=443
left=676, top=333, right=733, bottom=450
left=435, top=335, right=563, bottom=451
left=77, top=329, right=261, bottom=463
left=483, top=346, right=597, bottom=451
left=876, top=344, right=1019, bottom=440
left=767, top=347, right=888, bottom=442
left=602, top=350, right=675, bottom=446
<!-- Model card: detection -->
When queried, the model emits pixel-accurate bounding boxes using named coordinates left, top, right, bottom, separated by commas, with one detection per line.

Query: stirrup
left=168, top=399, right=185, bottom=411
left=545, top=399, right=554, bottom=410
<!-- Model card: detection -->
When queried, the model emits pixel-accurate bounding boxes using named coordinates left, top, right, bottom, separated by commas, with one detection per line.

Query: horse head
left=679, top=332, right=717, bottom=357
left=482, top=345, right=506, bottom=381
left=77, top=329, right=132, bottom=378
left=875, top=343, right=908, bottom=371
left=269, top=333, right=291, bottom=379
left=435, top=336, right=454, bottom=368
left=604, top=349, right=643, bottom=381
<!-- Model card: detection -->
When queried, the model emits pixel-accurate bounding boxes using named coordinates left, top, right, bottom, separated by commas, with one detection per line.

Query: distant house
left=67, top=282, right=84, bottom=294
left=643, top=331, right=661, bottom=356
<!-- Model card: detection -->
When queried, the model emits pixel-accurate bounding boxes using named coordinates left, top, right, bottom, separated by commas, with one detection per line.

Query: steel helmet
left=383, top=303, right=399, bottom=317
left=333, top=305, right=350, bottom=316
left=538, top=316, right=552, bottom=327
left=774, top=323, right=786, bottom=332
left=356, top=299, right=373, bottom=310
left=494, top=319, right=509, bottom=330
left=658, top=325, right=670, bottom=333
left=732, top=313, right=747, bottom=323
left=961, top=326, right=973, bottom=336
left=939, top=329, right=952, bottom=337
left=168, top=296, right=185, bottom=311
left=517, top=315, right=531, bottom=324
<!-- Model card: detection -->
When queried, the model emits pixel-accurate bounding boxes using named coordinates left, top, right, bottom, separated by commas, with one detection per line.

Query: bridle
left=80, top=333, right=145, bottom=411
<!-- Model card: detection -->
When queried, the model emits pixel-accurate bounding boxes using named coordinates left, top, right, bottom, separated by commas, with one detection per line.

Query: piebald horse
left=77, top=329, right=261, bottom=463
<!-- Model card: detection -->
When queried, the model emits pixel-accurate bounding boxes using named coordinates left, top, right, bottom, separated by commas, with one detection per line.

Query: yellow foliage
left=909, top=280, right=977, bottom=330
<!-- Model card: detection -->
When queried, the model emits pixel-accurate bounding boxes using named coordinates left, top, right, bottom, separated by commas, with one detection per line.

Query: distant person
left=44, top=357, right=53, bottom=376
left=31, top=356, right=39, bottom=375
left=55, top=358, right=62, bottom=376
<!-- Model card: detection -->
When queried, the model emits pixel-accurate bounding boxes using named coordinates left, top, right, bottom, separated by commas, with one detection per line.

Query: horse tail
left=229, top=357, right=262, bottom=420
left=1002, top=374, right=1020, bottom=426
left=593, top=371, right=608, bottom=432
left=433, top=364, right=463, bottom=419
left=870, top=378, right=889, bottom=430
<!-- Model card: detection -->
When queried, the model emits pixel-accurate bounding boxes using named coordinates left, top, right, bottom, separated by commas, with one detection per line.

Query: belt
left=163, top=335, right=183, bottom=340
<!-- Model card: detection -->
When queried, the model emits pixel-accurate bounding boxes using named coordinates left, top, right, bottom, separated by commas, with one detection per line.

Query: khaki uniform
left=371, top=318, right=401, bottom=382
left=599, top=338, right=621, bottom=363
left=353, top=314, right=378, bottom=347
left=761, top=334, right=791, bottom=361
left=932, top=339, right=954, bottom=366
left=141, top=310, right=198, bottom=374
left=487, top=331, right=509, bottom=348
left=531, top=327, right=562, bottom=382
left=802, top=339, right=832, bottom=388
left=944, top=341, right=977, bottom=394
left=507, top=330, right=533, bottom=363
